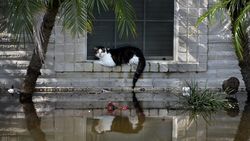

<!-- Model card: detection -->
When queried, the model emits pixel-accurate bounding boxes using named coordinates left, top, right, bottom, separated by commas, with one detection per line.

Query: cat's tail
left=132, top=55, right=146, bottom=89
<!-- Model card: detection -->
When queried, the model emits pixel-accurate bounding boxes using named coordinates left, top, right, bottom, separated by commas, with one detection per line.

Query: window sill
left=61, top=60, right=207, bottom=73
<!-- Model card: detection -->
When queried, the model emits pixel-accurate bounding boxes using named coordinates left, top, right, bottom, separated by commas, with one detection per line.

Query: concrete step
left=0, top=69, right=55, bottom=77
left=0, top=93, right=177, bottom=110
left=0, top=43, right=33, bottom=51
left=0, top=69, right=27, bottom=77
left=0, top=51, right=32, bottom=60
left=0, top=60, right=30, bottom=69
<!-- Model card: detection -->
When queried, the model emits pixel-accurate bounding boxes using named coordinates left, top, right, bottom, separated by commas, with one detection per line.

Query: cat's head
left=94, top=46, right=109, bottom=59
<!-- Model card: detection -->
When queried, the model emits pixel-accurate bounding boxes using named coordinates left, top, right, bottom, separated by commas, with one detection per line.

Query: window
left=0, top=0, right=8, bottom=32
left=87, top=0, right=174, bottom=60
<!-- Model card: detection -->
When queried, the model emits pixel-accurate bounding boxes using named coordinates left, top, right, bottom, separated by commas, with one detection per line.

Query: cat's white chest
left=98, top=53, right=116, bottom=67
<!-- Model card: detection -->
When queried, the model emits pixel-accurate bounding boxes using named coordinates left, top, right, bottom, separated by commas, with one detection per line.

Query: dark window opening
left=87, top=0, right=174, bottom=60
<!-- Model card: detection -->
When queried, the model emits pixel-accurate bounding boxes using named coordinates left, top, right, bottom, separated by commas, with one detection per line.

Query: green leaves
left=196, top=0, right=250, bottom=61
left=111, top=0, right=136, bottom=38
left=87, top=0, right=109, bottom=13
left=179, top=81, right=228, bottom=124
left=60, top=0, right=89, bottom=37
left=1, top=0, right=136, bottom=41
left=58, top=0, right=136, bottom=38
left=195, top=0, right=230, bottom=27
left=232, top=1, right=250, bottom=60
left=232, top=23, right=245, bottom=60
left=1, top=0, right=136, bottom=60
left=3, top=0, right=44, bottom=43
left=0, top=1, right=9, bottom=32
left=181, top=81, right=227, bottom=112
left=87, top=0, right=136, bottom=38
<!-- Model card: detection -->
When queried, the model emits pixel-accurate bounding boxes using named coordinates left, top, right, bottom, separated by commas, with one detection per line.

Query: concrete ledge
left=55, top=61, right=206, bottom=73
left=34, top=87, right=179, bottom=94
left=33, top=86, right=247, bottom=94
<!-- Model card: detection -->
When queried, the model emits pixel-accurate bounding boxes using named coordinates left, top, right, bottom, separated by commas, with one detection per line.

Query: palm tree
left=196, top=0, right=250, bottom=99
left=0, top=0, right=136, bottom=96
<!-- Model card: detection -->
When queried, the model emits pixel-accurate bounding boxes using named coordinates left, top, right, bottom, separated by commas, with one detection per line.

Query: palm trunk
left=228, top=0, right=250, bottom=100
left=238, top=43, right=250, bottom=100
left=234, top=26, right=250, bottom=99
left=20, top=1, right=60, bottom=99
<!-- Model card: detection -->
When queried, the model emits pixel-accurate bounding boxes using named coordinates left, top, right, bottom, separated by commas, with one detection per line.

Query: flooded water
left=0, top=92, right=250, bottom=141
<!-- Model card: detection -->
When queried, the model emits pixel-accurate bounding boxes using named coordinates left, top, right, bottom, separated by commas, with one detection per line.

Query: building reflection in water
left=17, top=92, right=250, bottom=141
left=87, top=92, right=173, bottom=141
left=18, top=92, right=173, bottom=141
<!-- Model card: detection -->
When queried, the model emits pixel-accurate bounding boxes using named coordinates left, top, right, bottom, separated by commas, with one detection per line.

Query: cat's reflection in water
left=93, top=92, right=145, bottom=134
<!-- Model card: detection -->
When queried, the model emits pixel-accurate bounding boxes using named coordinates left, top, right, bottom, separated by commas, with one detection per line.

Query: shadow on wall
left=0, top=42, right=55, bottom=89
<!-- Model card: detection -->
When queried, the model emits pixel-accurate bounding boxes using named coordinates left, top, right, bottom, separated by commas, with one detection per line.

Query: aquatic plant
left=179, top=81, right=228, bottom=123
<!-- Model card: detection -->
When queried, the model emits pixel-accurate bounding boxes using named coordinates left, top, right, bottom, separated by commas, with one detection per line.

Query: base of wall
left=0, top=77, right=246, bottom=95
left=34, top=86, right=246, bottom=94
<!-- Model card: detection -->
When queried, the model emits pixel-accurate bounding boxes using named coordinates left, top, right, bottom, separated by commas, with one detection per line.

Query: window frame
left=54, top=0, right=209, bottom=73
left=86, top=0, right=176, bottom=61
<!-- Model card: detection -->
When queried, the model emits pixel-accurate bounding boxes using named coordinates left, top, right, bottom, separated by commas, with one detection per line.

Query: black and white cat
left=94, top=46, right=146, bottom=89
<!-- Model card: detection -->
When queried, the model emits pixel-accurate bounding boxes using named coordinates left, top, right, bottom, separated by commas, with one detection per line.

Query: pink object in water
left=107, top=102, right=116, bottom=113
left=106, top=102, right=129, bottom=113
left=121, top=105, right=129, bottom=110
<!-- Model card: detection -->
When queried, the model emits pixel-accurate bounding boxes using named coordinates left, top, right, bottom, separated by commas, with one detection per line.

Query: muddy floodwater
left=0, top=92, right=249, bottom=141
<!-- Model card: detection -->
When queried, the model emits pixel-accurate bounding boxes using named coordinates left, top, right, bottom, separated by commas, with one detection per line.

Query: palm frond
left=231, top=1, right=250, bottom=60
left=60, top=0, right=89, bottom=37
left=46, top=0, right=63, bottom=8
left=0, top=0, right=9, bottom=32
left=5, top=0, right=44, bottom=43
left=197, top=0, right=249, bottom=61
left=87, top=0, right=109, bottom=13
left=226, top=0, right=248, bottom=19
left=86, top=0, right=136, bottom=38
left=1, top=0, right=48, bottom=62
left=109, top=0, right=136, bottom=38
left=195, top=0, right=230, bottom=27
left=235, top=1, right=250, bottom=24
left=86, top=0, right=110, bottom=33
left=233, top=1, right=250, bottom=36
left=232, top=27, right=244, bottom=60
